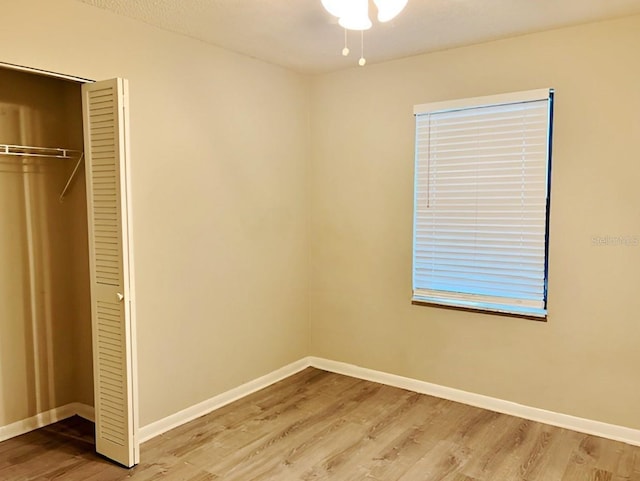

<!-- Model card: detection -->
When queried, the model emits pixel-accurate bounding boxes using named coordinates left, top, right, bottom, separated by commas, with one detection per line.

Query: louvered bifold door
left=82, top=78, right=138, bottom=467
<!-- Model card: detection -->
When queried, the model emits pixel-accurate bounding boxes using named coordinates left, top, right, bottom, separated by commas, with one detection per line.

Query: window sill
left=411, top=297, right=547, bottom=322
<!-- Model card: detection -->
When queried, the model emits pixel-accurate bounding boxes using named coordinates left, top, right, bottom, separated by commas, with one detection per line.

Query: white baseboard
left=0, top=402, right=94, bottom=443
left=138, top=357, right=311, bottom=443
left=134, top=355, right=639, bottom=448
left=308, top=356, right=640, bottom=447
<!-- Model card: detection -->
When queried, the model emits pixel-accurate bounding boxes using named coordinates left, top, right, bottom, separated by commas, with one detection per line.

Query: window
left=412, top=89, right=554, bottom=318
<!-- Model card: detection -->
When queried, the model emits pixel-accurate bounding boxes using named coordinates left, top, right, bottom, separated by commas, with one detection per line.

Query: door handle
left=117, top=292, right=124, bottom=302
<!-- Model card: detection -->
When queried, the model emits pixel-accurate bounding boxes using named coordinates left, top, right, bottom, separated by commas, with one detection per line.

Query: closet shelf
left=0, top=143, right=81, bottom=160
left=1, top=143, right=85, bottom=202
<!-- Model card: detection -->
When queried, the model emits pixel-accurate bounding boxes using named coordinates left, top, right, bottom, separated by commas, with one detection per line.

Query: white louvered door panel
left=82, top=78, right=138, bottom=467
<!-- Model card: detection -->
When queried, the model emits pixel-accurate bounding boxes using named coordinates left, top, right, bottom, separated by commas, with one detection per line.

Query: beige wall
left=63, top=84, right=94, bottom=408
left=0, top=0, right=310, bottom=427
left=0, top=68, right=89, bottom=426
left=310, top=15, right=640, bottom=429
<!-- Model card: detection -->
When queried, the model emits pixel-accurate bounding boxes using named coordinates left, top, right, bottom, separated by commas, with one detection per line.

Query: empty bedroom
left=0, top=0, right=639, bottom=479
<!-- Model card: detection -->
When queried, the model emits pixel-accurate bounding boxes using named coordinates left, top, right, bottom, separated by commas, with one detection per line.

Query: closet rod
left=0, top=143, right=80, bottom=160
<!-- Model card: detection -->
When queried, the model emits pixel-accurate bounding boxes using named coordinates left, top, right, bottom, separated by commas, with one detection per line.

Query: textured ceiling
left=77, top=0, right=640, bottom=74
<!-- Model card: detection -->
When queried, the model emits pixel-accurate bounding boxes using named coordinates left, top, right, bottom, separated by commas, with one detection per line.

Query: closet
left=0, top=65, right=138, bottom=467
left=0, top=65, right=92, bottom=426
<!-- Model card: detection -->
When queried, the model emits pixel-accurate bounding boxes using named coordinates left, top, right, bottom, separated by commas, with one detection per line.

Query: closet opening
left=0, top=63, right=138, bottom=467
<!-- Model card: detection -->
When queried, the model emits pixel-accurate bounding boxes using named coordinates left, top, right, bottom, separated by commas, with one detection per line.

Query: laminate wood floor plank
left=522, top=428, right=584, bottom=481
left=633, top=450, right=640, bottom=480
left=592, top=437, right=636, bottom=476
left=459, top=414, right=530, bottom=479
left=181, top=377, right=375, bottom=474
left=150, top=368, right=362, bottom=462
left=250, top=386, right=431, bottom=479
left=339, top=396, right=451, bottom=480
left=397, top=440, right=472, bottom=481
left=147, top=368, right=336, bottom=452
left=479, top=420, right=552, bottom=481
left=288, top=391, right=430, bottom=480
left=355, top=398, right=455, bottom=480
left=350, top=397, right=498, bottom=481
left=2, top=368, right=640, bottom=481
left=197, top=382, right=401, bottom=478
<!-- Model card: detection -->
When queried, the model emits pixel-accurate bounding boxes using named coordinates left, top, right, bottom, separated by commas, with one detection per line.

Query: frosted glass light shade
left=323, top=0, right=372, bottom=31
left=339, top=16, right=372, bottom=30
left=373, top=0, right=408, bottom=22
left=321, top=0, right=343, bottom=17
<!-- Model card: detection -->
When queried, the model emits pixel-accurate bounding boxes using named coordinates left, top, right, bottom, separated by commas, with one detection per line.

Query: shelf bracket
left=59, top=152, right=84, bottom=202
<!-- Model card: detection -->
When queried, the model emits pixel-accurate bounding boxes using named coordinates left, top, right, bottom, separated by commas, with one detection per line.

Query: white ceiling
left=77, top=0, right=640, bottom=74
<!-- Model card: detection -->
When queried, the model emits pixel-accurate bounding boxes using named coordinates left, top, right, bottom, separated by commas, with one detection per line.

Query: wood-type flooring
left=1, top=368, right=639, bottom=480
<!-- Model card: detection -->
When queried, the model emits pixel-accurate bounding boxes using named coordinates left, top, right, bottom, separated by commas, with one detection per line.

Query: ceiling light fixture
left=322, top=0, right=408, bottom=66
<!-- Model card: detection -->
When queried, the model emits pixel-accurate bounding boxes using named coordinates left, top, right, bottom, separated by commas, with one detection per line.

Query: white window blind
left=413, top=89, right=553, bottom=317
